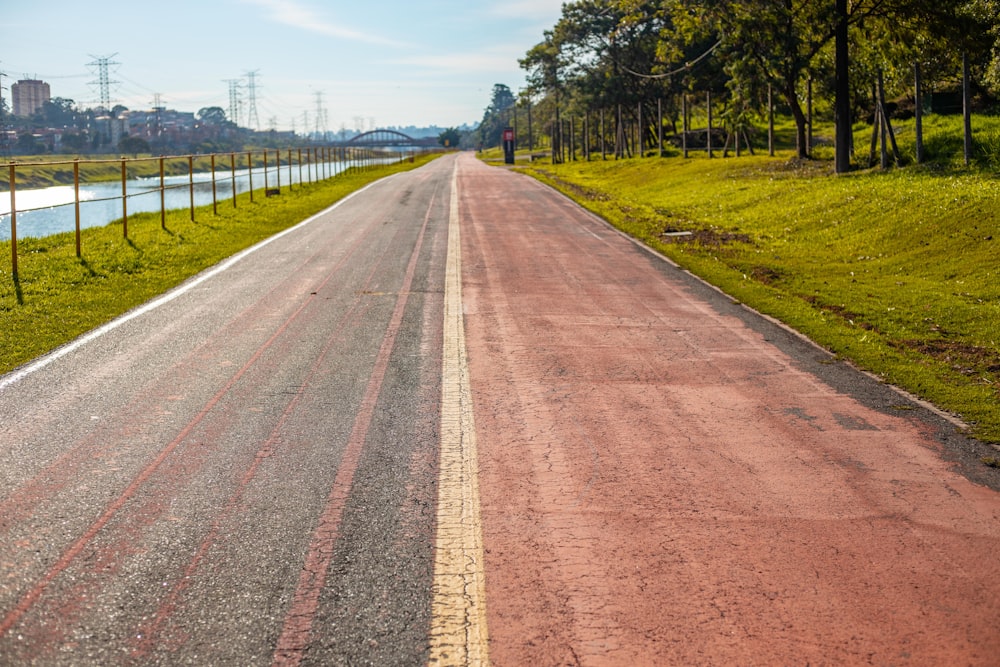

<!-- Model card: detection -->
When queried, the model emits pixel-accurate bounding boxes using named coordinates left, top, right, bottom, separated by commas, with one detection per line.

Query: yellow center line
left=429, top=160, right=490, bottom=666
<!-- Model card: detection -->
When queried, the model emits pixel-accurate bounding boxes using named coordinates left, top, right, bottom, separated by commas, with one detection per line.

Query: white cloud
left=240, top=0, right=407, bottom=47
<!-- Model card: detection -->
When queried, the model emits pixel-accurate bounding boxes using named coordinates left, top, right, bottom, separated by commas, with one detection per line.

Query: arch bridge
left=345, top=129, right=438, bottom=148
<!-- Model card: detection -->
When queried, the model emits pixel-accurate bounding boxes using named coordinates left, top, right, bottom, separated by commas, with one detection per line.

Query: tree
left=16, top=133, right=43, bottom=155
left=478, top=84, right=518, bottom=148
left=197, top=106, right=229, bottom=126
left=521, top=34, right=566, bottom=160
left=118, top=135, right=150, bottom=158
left=657, top=0, right=979, bottom=159
left=438, top=127, right=463, bottom=148
left=488, top=84, right=516, bottom=115
left=60, top=132, right=90, bottom=153
left=35, top=98, right=77, bottom=127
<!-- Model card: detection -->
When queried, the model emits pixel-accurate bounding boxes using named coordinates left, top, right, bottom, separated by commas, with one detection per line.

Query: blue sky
left=1, top=0, right=564, bottom=131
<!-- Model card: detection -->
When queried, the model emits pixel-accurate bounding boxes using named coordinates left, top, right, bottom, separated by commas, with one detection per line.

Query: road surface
left=1, top=152, right=998, bottom=665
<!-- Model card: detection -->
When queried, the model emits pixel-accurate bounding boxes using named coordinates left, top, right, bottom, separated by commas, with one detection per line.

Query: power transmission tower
left=314, top=91, right=327, bottom=138
left=245, top=70, right=260, bottom=130
left=224, top=79, right=243, bottom=126
left=151, top=93, right=163, bottom=138
left=87, top=53, right=120, bottom=112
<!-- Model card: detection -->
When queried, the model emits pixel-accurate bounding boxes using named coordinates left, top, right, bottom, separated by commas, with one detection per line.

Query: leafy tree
left=60, top=132, right=90, bottom=153
left=488, top=84, right=516, bottom=115
left=16, top=133, right=43, bottom=155
left=520, top=0, right=997, bottom=163
left=478, top=84, right=517, bottom=148
left=521, top=34, right=567, bottom=160
left=35, top=98, right=77, bottom=127
left=118, top=135, right=151, bottom=157
left=197, top=106, right=229, bottom=126
left=438, top=127, right=463, bottom=148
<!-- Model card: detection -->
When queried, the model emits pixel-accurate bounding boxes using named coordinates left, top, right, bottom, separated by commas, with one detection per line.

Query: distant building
left=12, top=79, right=51, bottom=116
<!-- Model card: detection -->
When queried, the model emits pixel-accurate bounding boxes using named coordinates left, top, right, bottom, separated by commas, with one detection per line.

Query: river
left=0, top=157, right=395, bottom=242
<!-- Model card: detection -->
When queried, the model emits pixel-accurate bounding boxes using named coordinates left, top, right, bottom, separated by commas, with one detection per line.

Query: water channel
left=0, top=157, right=396, bottom=242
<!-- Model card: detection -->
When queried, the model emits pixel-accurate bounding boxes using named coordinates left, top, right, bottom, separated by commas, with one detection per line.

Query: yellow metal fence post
left=211, top=154, right=218, bottom=215
left=9, top=163, right=17, bottom=278
left=188, top=155, right=195, bottom=221
left=159, top=156, right=166, bottom=229
left=74, top=159, right=82, bottom=256
left=247, top=151, right=254, bottom=203
left=121, top=157, right=128, bottom=238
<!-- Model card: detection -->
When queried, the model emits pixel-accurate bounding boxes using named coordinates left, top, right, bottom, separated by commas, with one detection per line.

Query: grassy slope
left=518, top=151, right=1000, bottom=443
left=0, top=155, right=440, bottom=375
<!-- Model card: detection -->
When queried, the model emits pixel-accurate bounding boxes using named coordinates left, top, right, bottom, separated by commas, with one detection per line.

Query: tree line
left=480, top=0, right=999, bottom=169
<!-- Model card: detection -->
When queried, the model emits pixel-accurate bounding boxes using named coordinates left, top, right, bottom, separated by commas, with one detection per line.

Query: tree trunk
left=834, top=0, right=851, bottom=172
left=783, top=81, right=809, bottom=159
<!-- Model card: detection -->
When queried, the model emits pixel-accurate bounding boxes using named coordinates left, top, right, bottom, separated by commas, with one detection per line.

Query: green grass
left=0, top=155, right=440, bottom=374
left=518, top=150, right=1000, bottom=443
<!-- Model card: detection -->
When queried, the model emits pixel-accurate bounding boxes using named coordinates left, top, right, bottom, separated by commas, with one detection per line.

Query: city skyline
left=1, top=0, right=564, bottom=131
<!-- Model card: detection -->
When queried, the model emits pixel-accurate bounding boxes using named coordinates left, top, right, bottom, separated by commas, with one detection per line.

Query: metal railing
left=3, top=146, right=405, bottom=277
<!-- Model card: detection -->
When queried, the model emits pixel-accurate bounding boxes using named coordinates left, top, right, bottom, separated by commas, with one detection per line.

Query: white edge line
left=0, top=177, right=390, bottom=393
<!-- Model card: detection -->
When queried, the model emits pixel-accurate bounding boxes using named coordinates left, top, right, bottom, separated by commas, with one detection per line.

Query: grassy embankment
left=0, top=154, right=441, bottom=374
left=511, top=115, right=1000, bottom=444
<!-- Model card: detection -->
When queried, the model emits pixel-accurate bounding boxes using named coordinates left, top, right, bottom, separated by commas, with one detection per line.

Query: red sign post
left=502, top=127, right=516, bottom=165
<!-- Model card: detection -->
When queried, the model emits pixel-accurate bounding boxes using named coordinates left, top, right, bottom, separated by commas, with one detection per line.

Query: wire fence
left=2, top=146, right=412, bottom=277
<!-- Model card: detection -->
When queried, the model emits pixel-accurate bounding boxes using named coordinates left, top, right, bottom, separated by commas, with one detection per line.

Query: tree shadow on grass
left=78, top=258, right=100, bottom=278
left=12, top=273, right=23, bottom=305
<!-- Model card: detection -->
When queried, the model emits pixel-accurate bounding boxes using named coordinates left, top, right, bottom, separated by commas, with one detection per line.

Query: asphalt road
left=1, top=157, right=452, bottom=665
left=2, top=152, right=999, bottom=666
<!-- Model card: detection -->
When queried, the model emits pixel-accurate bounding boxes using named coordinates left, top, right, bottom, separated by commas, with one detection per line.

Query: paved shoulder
left=455, top=153, right=1000, bottom=666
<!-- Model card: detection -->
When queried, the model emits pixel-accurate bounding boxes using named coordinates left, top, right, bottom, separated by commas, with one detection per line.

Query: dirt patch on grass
left=531, top=169, right=610, bottom=202
left=659, top=227, right=754, bottom=246
left=749, top=265, right=784, bottom=285
left=896, top=339, right=1000, bottom=380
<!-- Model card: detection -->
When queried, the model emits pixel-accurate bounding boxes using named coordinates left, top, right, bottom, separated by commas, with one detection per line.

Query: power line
left=615, top=39, right=723, bottom=80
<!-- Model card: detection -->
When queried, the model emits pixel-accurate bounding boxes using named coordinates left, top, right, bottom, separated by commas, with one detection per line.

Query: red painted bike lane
left=455, top=154, right=1000, bottom=666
